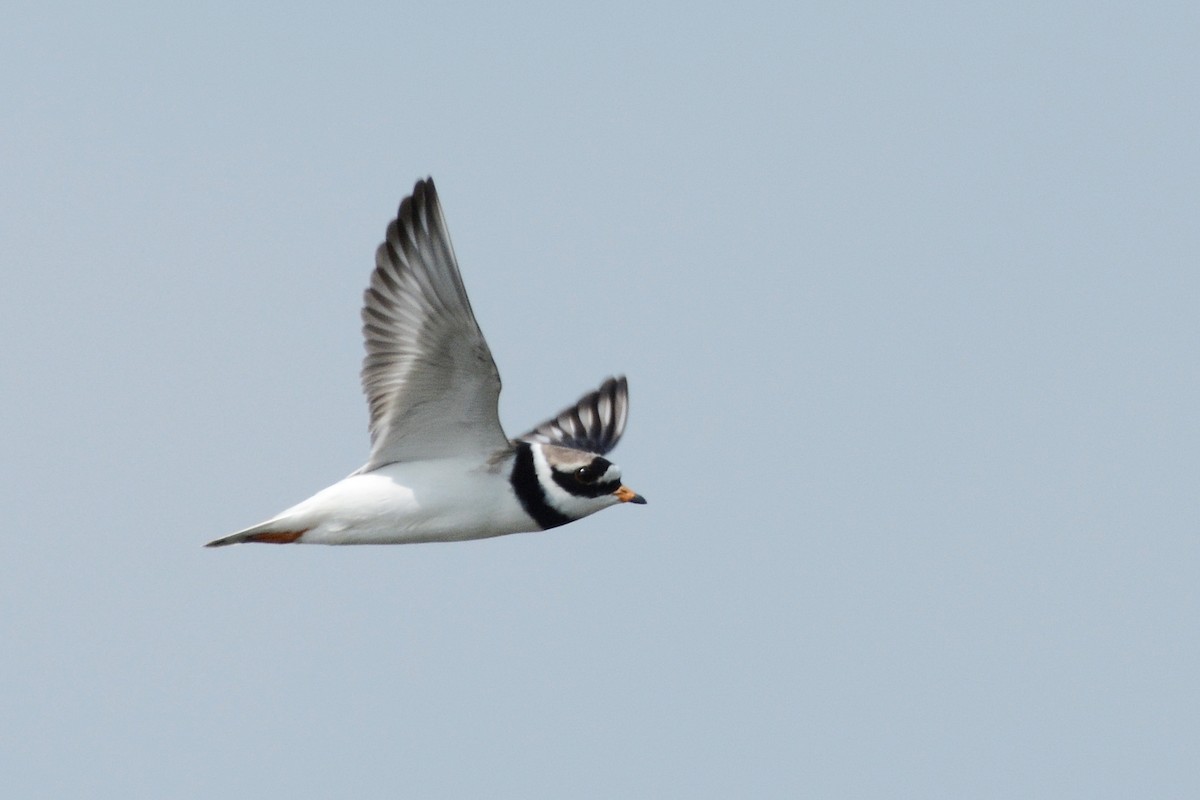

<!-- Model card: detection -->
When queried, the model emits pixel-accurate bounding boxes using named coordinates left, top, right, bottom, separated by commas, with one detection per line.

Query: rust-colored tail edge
left=204, top=528, right=308, bottom=548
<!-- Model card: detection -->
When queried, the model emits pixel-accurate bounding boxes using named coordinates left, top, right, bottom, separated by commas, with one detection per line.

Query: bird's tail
left=204, top=521, right=308, bottom=548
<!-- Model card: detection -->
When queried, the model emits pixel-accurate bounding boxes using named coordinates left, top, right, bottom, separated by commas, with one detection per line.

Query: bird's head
left=512, top=441, right=645, bottom=529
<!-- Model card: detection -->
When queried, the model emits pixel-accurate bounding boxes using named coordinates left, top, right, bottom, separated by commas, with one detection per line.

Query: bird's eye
left=574, top=466, right=595, bottom=484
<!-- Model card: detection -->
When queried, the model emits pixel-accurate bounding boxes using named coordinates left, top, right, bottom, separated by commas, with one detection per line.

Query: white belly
left=273, top=457, right=538, bottom=544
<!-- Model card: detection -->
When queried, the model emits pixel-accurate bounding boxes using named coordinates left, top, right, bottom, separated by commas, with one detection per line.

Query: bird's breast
left=294, top=456, right=536, bottom=544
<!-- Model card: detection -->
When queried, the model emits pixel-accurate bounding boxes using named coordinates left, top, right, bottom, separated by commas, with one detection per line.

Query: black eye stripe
left=577, top=457, right=612, bottom=482
left=552, top=469, right=619, bottom=499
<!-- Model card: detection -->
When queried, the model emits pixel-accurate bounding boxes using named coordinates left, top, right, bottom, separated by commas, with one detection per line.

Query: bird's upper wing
left=518, top=377, right=629, bottom=455
left=359, top=178, right=508, bottom=469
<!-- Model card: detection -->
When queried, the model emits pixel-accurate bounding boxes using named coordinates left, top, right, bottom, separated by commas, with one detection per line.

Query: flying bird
left=206, top=178, right=644, bottom=547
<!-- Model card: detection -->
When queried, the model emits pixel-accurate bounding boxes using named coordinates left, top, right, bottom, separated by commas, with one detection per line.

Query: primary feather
left=360, top=179, right=508, bottom=469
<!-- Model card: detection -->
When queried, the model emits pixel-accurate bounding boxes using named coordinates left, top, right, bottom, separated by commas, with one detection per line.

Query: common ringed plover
left=206, top=178, right=645, bottom=547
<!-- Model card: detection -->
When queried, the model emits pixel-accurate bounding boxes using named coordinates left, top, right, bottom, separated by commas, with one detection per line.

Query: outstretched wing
left=518, top=376, right=629, bottom=455
left=359, top=178, right=508, bottom=469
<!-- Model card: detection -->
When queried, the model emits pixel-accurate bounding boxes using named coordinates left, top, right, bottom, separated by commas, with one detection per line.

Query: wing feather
left=519, top=377, right=630, bottom=456
left=358, top=178, right=508, bottom=469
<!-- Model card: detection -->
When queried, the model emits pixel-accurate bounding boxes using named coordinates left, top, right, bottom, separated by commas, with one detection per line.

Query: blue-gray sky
left=3, top=2, right=1198, bottom=797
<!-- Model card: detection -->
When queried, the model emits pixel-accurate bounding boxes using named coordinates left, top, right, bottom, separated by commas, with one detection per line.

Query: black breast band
left=510, top=442, right=572, bottom=530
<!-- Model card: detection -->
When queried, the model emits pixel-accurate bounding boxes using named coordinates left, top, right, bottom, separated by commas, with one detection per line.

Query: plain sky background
left=3, top=2, right=1198, bottom=797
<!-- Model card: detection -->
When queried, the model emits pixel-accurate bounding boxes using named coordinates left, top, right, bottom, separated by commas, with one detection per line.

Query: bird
left=205, top=178, right=645, bottom=547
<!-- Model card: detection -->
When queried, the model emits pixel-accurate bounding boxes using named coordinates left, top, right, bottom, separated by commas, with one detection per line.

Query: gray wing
left=359, top=178, right=508, bottom=469
left=518, top=376, right=629, bottom=456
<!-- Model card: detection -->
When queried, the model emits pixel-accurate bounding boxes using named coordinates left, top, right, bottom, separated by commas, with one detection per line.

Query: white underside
left=258, top=455, right=538, bottom=544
